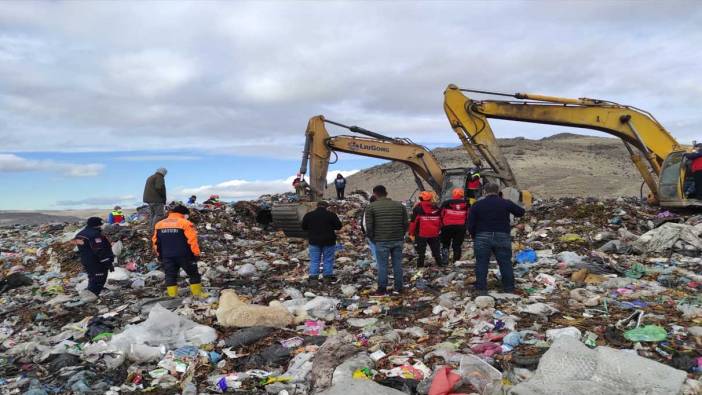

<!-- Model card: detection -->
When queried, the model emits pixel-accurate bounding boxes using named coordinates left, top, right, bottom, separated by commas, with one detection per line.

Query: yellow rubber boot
left=166, top=285, right=178, bottom=297
left=190, top=283, right=208, bottom=298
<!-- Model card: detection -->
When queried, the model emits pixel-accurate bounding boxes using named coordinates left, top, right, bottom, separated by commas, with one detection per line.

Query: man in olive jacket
left=143, top=167, right=167, bottom=230
left=366, top=185, right=408, bottom=295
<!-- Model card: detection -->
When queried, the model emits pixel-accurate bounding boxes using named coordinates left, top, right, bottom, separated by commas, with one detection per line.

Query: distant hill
left=325, top=134, right=642, bottom=200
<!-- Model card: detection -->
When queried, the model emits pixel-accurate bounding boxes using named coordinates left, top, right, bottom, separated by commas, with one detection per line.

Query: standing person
left=108, top=205, right=126, bottom=224
left=468, top=183, right=525, bottom=295
left=334, top=174, right=346, bottom=200
left=203, top=194, right=223, bottom=207
left=143, top=167, right=167, bottom=230
left=366, top=185, right=408, bottom=295
left=73, top=217, right=115, bottom=301
left=409, top=191, right=444, bottom=267
left=440, top=188, right=470, bottom=264
left=360, top=195, right=378, bottom=266
left=301, top=201, right=342, bottom=285
left=152, top=205, right=205, bottom=298
left=466, top=168, right=482, bottom=205
left=187, top=195, right=197, bottom=206
left=685, top=143, right=702, bottom=199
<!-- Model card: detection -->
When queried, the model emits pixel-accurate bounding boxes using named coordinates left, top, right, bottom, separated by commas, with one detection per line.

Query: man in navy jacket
left=468, top=183, right=525, bottom=295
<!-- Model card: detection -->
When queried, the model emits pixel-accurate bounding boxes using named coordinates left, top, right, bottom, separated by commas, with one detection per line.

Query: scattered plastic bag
left=515, top=248, right=537, bottom=264
left=110, top=304, right=216, bottom=352
left=623, top=325, right=668, bottom=342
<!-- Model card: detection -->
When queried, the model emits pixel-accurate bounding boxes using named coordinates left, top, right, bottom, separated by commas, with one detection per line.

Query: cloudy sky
left=1, top=1, right=701, bottom=209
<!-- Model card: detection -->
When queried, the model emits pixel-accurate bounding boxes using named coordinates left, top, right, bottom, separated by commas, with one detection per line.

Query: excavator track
left=272, top=203, right=315, bottom=238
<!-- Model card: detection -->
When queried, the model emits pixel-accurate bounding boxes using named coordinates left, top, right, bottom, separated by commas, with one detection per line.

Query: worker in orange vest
left=152, top=205, right=205, bottom=298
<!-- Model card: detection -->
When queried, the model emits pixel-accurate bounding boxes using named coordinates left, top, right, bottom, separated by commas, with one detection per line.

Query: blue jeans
left=366, top=238, right=377, bottom=267
left=309, top=244, right=336, bottom=277
left=375, top=240, right=404, bottom=292
left=474, top=232, right=514, bottom=292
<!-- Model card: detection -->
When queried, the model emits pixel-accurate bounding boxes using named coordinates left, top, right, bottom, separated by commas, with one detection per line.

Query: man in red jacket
left=409, top=191, right=444, bottom=267
left=440, top=188, right=470, bottom=264
left=685, top=144, right=702, bottom=199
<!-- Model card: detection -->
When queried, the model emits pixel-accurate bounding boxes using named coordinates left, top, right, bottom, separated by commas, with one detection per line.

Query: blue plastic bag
left=515, top=248, right=537, bottom=264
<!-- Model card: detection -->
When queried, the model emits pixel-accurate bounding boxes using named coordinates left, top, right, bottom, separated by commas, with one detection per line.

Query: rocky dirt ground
left=331, top=134, right=644, bottom=201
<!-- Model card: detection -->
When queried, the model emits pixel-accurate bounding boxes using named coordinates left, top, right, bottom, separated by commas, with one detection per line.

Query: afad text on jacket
left=410, top=201, right=441, bottom=238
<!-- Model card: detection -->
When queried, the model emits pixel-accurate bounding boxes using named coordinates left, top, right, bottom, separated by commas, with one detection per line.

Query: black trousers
left=82, top=260, right=108, bottom=295
left=694, top=171, right=702, bottom=199
left=415, top=237, right=442, bottom=266
left=336, top=188, right=345, bottom=200
left=441, top=225, right=466, bottom=261
left=163, top=256, right=201, bottom=286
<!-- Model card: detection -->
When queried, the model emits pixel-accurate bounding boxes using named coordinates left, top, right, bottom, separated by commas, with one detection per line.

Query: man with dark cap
left=143, top=167, right=168, bottom=230
left=152, top=205, right=205, bottom=298
left=73, top=217, right=115, bottom=301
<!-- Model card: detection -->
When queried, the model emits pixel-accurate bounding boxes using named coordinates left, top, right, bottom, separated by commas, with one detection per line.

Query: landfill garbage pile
left=1, top=194, right=701, bottom=394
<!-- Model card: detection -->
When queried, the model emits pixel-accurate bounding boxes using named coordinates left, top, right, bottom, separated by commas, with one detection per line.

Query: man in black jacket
left=73, top=217, right=115, bottom=300
left=302, top=201, right=342, bottom=284
left=143, top=167, right=167, bottom=230
left=468, top=183, right=525, bottom=295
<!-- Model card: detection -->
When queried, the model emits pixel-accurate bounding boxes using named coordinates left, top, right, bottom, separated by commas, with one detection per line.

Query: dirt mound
left=327, top=134, right=640, bottom=201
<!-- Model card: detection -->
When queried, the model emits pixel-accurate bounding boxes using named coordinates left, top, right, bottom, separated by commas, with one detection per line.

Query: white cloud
left=115, top=154, right=201, bottom=161
left=179, top=177, right=296, bottom=201
left=104, top=49, right=197, bottom=97
left=0, top=2, right=701, bottom=154
left=0, top=154, right=104, bottom=176
left=177, top=170, right=359, bottom=201
left=55, top=195, right=136, bottom=208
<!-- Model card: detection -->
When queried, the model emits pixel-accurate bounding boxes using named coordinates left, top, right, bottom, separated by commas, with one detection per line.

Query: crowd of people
left=302, top=179, right=526, bottom=296
left=71, top=142, right=702, bottom=302
left=72, top=166, right=531, bottom=301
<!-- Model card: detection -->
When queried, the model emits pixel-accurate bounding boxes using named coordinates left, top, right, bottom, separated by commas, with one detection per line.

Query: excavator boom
left=444, top=85, right=694, bottom=207
left=303, top=115, right=445, bottom=199
left=274, top=115, right=448, bottom=237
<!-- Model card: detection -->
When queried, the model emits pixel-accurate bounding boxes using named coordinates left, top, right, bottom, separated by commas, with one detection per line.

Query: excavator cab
left=438, top=168, right=469, bottom=204
left=658, top=151, right=702, bottom=208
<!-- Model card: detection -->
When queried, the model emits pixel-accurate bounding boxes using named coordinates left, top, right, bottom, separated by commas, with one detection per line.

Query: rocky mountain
left=326, top=133, right=643, bottom=201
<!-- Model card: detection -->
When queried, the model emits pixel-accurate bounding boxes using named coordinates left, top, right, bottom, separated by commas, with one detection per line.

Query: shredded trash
left=0, top=195, right=701, bottom=394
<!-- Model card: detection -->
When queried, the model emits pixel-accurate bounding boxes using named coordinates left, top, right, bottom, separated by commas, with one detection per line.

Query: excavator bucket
left=271, top=202, right=316, bottom=238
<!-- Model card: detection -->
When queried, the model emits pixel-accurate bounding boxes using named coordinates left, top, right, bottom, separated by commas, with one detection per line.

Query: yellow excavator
left=272, top=115, right=525, bottom=237
left=444, top=84, right=701, bottom=209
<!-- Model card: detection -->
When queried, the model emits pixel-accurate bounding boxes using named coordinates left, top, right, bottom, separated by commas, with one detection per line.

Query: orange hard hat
left=452, top=188, right=464, bottom=199
left=419, top=191, right=433, bottom=201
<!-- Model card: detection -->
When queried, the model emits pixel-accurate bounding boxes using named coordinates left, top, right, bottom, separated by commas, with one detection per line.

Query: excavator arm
left=444, top=84, right=683, bottom=204
left=274, top=115, right=446, bottom=237
left=303, top=115, right=444, bottom=199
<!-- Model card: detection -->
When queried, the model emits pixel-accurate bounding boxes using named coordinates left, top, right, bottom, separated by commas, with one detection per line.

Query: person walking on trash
left=143, top=167, right=167, bottom=231
left=334, top=173, right=347, bottom=200
left=409, top=191, right=445, bottom=267
left=468, top=183, right=525, bottom=296
left=440, top=188, right=470, bottom=264
left=152, top=205, right=206, bottom=298
left=366, top=185, right=409, bottom=296
left=302, top=200, right=342, bottom=285
left=73, top=217, right=115, bottom=301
